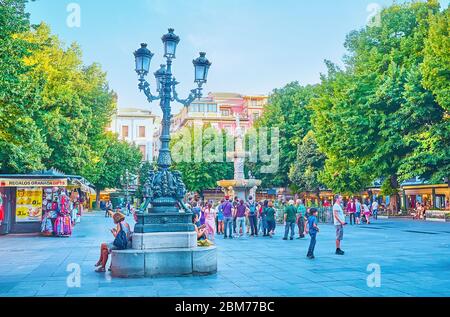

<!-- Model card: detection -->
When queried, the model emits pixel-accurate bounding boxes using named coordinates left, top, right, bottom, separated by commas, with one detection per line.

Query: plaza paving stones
left=1, top=211, right=450, bottom=297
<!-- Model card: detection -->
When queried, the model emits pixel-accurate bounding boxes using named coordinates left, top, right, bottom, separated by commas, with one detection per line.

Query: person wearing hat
left=95, top=211, right=132, bottom=272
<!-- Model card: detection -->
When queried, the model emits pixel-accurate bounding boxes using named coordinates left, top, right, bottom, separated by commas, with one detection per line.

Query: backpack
left=249, top=202, right=257, bottom=215
left=113, top=223, right=128, bottom=250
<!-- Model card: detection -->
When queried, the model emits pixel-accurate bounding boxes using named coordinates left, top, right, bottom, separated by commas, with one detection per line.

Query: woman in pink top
left=204, top=203, right=217, bottom=241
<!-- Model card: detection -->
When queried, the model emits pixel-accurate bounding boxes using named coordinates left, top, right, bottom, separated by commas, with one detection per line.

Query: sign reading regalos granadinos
left=0, top=179, right=68, bottom=187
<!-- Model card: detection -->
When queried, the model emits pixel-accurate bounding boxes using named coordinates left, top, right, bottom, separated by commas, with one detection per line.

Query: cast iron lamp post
left=133, top=28, right=211, bottom=234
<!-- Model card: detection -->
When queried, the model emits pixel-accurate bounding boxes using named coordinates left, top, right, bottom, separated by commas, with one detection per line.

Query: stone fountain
left=217, top=115, right=261, bottom=200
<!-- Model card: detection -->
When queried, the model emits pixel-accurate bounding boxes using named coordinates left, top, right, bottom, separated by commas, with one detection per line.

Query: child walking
left=306, top=208, right=320, bottom=259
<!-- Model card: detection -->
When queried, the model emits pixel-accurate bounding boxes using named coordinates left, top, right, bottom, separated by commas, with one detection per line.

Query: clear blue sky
left=27, top=0, right=449, bottom=116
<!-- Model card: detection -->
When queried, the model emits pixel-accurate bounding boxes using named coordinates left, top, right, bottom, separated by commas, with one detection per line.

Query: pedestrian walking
left=371, top=200, right=379, bottom=220
left=266, top=200, right=276, bottom=238
left=217, top=199, right=224, bottom=234
left=347, top=198, right=356, bottom=225
left=296, top=199, right=307, bottom=239
left=363, top=201, right=371, bottom=224
left=126, top=201, right=131, bottom=216
left=306, top=208, right=320, bottom=259
left=259, top=200, right=268, bottom=236
left=235, top=200, right=247, bottom=238
left=247, top=196, right=258, bottom=236
left=283, top=200, right=297, bottom=240
left=204, top=203, right=216, bottom=241
left=232, top=196, right=239, bottom=234
left=222, top=197, right=234, bottom=239
left=105, top=200, right=112, bottom=217
left=333, top=195, right=346, bottom=255
left=355, top=198, right=362, bottom=224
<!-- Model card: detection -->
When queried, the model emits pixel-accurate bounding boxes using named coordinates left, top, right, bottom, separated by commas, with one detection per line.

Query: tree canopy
left=170, top=124, right=233, bottom=196
left=0, top=0, right=143, bottom=196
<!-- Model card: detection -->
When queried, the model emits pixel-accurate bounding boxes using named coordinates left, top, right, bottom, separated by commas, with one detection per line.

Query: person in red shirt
left=346, top=198, right=356, bottom=225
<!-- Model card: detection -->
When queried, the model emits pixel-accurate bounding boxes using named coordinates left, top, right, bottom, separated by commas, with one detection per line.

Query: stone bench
left=111, top=246, right=217, bottom=278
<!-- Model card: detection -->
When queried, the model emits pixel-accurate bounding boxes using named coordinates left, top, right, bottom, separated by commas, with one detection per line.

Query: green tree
left=88, top=133, right=143, bottom=204
left=19, top=23, right=117, bottom=176
left=135, top=160, right=155, bottom=202
left=399, top=6, right=450, bottom=185
left=312, top=1, right=447, bottom=210
left=247, top=82, right=316, bottom=188
left=0, top=0, right=50, bottom=173
left=170, top=124, right=233, bottom=197
left=288, top=131, right=326, bottom=202
left=422, top=6, right=449, bottom=111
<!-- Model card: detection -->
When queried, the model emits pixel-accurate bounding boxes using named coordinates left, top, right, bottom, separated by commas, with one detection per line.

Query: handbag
left=113, top=223, right=128, bottom=250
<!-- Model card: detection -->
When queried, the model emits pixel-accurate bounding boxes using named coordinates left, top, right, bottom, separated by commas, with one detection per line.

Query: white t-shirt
left=372, top=201, right=379, bottom=210
left=363, top=204, right=370, bottom=213
left=333, top=203, right=345, bottom=225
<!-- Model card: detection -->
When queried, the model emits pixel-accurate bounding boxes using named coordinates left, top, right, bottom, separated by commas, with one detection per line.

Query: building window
left=139, top=126, right=146, bottom=138
left=190, top=104, right=200, bottom=113
left=253, top=112, right=260, bottom=120
left=198, top=104, right=205, bottom=112
left=122, top=125, right=129, bottom=138
left=139, top=145, right=146, bottom=158
left=207, top=104, right=217, bottom=112
left=221, top=109, right=230, bottom=116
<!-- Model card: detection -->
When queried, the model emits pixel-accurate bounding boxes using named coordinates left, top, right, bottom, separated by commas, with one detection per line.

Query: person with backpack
left=247, top=196, right=258, bottom=237
left=95, top=211, right=132, bottom=273
left=259, top=200, right=268, bottom=236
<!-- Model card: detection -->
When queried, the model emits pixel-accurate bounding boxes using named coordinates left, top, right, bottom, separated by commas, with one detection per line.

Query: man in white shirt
left=333, top=194, right=346, bottom=255
left=371, top=200, right=379, bottom=220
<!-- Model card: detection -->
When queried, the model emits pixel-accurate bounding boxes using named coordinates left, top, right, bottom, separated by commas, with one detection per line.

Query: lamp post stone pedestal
left=110, top=28, right=216, bottom=277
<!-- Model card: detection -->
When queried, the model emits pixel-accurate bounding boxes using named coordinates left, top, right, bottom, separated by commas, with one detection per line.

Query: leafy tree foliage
left=170, top=124, right=233, bottom=197
left=311, top=1, right=448, bottom=211
left=0, top=1, right=143, bottom=198
left=0, top=0, right=49, bottom=172
left=288, top=131, right=326, bottom=200
left=88, top=133, right=143, bottom=200
left=247, top=82, right=317, bottom=188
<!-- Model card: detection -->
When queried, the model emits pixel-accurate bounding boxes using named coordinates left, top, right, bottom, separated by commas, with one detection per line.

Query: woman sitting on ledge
left=95, top=210, right=132, bottom=273
left=192, top=214, right=213, bottom=247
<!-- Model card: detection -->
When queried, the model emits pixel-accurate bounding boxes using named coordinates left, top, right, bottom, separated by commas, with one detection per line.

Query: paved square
left=1, top=212, right=449, bottom=297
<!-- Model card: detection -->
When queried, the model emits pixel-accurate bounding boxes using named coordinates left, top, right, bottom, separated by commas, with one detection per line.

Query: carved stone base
left=134, top=212, right=195, bottom=233
left=132, top=231, right=197, bottom=250
left=111, top=246, right=217, bottom=277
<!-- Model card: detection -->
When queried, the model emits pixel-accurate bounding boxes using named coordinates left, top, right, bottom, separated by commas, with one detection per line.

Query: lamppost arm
left=138, top=77, right=161, bottom=102
left=171, top=78, right=202, bottom=106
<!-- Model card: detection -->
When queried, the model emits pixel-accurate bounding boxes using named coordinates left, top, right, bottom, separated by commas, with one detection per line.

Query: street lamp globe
left=162, top=28, right=180, bottom=59
left=154, top=64, right=167, bottom=92
left=134, top=43, right=154, bottom=76
left=193, top=52, right=211, bottom=84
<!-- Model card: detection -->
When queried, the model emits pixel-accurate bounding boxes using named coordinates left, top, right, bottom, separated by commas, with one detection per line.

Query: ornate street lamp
left=161, top=28, right=180, bottom=59
left=193, top=52, right=211, bottom=84
left=134, top=43, right=153, bottom=76
left=133, top=28, right=211, bottom=234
